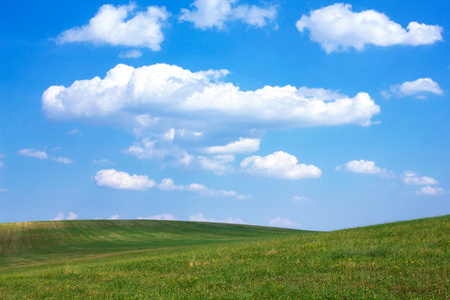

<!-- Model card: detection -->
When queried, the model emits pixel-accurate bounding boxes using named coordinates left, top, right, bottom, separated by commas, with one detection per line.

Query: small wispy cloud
left=189, top=213, right=245, bottom=224
left=269, top=216, right=300, bottom=228
left=119, top=50, right=142, bottom=58
left=109, top=214, right=120, bottom=220
left=53, top=157, right=73, bottom=164
left=67, top=129, right=82, bottom=135
left=18, top=148, right=48, bottom=160
left=138, top=213, right=176, bottom=220
left=416, top=186, right=445, bottom=196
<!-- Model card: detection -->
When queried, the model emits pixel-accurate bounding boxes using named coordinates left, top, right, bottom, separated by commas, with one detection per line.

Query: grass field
left=0, top=215, right=448, bottom=299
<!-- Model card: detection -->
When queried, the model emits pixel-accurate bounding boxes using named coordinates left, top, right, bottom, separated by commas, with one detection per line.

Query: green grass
left=0, top=216, right=448, bottom=299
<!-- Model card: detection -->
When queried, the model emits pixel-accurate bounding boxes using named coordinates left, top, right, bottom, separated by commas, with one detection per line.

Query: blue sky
left=0, top=0, right=448, bottom=230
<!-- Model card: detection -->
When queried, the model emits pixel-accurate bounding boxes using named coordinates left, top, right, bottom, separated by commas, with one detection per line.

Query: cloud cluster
left=42, top=63, right=380, bottom=174
left=94, top=169, right=247, bottom=199
left=296, top=3, right=443, bottom=53
left=179, top=0, right=277, bottom=30
left=385, top=78, right=444, bottom=99
left=58, top=3, right=169, bottom=51
left=241, top=151, right=322, bottom=179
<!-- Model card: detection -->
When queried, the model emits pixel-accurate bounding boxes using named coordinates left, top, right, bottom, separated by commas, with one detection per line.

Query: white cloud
left=94, top=169, right=156, bottom=190
left=296, top=3, right=443, bottom=53
left=18, top=148, right=48, bottom=160
left=189, top=213, right=245, bottom=224
left=416, top=186, right=445, bottom=196
left=0, top=161, right=3, bottom=168
left=139, top=213, right=177, bottom=220
left=67, top=212, right=78, bottom=220
left=119, top=49, right=143, bottom=58
left=336, top=160, right=386, bottom=175
left=241, top=151, right=321, bottom=179
left=58, top=3, right=170, bottom=51
left=0, top=188, right=7, bottom=193
left=94, top=169, right=247, bottom=199
left=157, top=177, right=247, bottom=199
left=386, top=78, right=444, bottom=98
left=53, top=157, right=73, bottom=164
left=205, top=138, right=260, bottom=154
left=42, top=63, right=380, bottom=131
left=179, top=0, right=277, bottom=30
left=109, top=214, right=120, bottom=220
left=158, top=178, right=184, bottom=191
left=269, top=216, right=300, bottom=228
left=402, top=171, right=439, bottom=185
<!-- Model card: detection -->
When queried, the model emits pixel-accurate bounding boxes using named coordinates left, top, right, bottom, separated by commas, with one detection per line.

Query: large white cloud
left=42, top=63, right=380, bottom=130
left=296, top=3, right=443, bottom=53
left=402, top=171, right=439, bottom=185
left=386, top=78, right=444, bottom=99
left=94, top=169, right=156, bottom=190
left=336, top=159, right=386, bottom=174
left=240, top=151, right=321, bottom=179
left=179, top=0, right=277, bottom=30
left=58, top=3, right=170, bottom=51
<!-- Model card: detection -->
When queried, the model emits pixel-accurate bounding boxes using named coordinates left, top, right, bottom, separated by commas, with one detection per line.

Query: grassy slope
left=0, top=215, right=448, bottom=299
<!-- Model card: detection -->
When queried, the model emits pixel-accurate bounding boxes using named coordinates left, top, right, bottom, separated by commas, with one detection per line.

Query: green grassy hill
left=0, top=216, right=448, bottom=299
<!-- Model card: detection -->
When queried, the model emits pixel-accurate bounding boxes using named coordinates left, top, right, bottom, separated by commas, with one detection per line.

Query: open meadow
left=0, top=215, right=448, bottom=299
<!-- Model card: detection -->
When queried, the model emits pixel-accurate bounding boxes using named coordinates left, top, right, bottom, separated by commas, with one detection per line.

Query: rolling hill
left=0, top=215, right=448, bottom=299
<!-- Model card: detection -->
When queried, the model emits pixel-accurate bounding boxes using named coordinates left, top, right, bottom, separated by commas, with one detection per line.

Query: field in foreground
left=0, top=216, right=448, bottom=299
